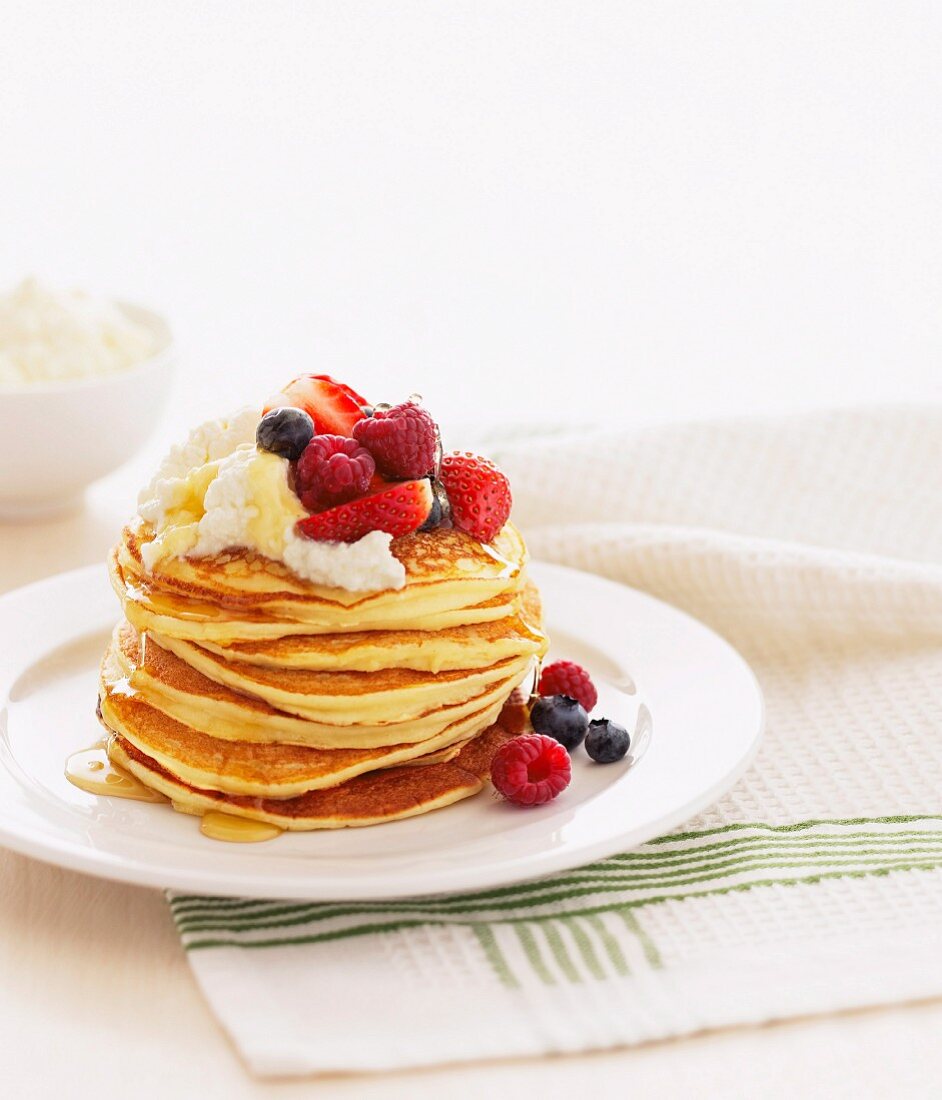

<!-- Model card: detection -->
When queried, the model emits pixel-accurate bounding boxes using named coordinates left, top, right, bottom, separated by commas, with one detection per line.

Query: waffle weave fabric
left=170, top=406, right=942, bottom=1077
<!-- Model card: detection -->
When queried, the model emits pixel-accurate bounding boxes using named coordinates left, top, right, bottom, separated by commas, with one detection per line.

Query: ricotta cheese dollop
left=137, top=410, right=406, bottom=592
left=0, top=277, right=156, bottom=384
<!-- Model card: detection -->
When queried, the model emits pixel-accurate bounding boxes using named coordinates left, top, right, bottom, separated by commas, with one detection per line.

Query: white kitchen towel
left=169, top=406, right=942, bottom=1077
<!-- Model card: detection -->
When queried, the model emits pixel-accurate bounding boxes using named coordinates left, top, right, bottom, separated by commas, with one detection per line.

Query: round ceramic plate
left=0, top=562, right=762, bottom=900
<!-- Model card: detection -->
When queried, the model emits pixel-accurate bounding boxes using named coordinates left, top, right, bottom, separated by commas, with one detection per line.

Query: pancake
left=100, top=651, right=511, bottom=797
left=109, top=621, right=534, bottom=749
left=384, top=739, right=473, bottom=768
left=107, top=702, right=528, bottom=830
left=154, top=633, right=533, bottom=724
left=113, top=549, right=526, bottom=643
left=120, top=519, right=527, bottom=617
left=197, top=582, right=546, bottom=672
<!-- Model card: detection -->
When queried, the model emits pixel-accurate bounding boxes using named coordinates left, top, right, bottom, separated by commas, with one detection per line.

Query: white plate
left=0, top=562, right=763, bottom=900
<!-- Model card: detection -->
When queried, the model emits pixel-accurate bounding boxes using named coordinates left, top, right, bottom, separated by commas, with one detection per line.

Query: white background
left=1, top=4, right=941, bottom=1096
left=2, top=0, right=941, bottom=442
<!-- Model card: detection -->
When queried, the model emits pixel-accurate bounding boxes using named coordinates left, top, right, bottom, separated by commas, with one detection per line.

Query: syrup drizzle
left=65, top=739, right=167, bottom=804
left=66, top=737, right=284, bottom=842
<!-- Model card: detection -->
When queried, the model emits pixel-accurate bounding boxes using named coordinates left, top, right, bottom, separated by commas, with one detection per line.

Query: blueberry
left=256, top=407, right=315, bottom=461
left=530, top=694, right=588, bottom=751
left=585, top=718, right=630, bottom=763
left=420, top=478, right=452, bottom=531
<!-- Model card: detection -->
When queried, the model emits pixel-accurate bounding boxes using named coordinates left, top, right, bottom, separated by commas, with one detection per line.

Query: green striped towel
left=170, top=408, right=942, bottom=1076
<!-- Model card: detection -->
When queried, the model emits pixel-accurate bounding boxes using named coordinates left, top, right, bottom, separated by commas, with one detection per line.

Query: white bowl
left=0, top=302, right=174, bottom=520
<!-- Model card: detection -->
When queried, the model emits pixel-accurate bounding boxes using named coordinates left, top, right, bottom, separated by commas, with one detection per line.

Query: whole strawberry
left=439, top=451, right=512, bottom=542
left=352, top=401, right=438, bottom=480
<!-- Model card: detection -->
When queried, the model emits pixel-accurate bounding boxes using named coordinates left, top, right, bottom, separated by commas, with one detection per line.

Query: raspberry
left=538, top=660, right=597, bottom=713
left=352, top=401, right=438, bottom=479
left=295, top=434, right=375, bottom=511
left=490, top=734, right=571, bottom=807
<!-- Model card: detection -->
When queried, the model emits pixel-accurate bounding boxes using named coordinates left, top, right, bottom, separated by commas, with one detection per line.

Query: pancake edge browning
left=113, top=636, right=534, bottom=748
left=153, top=634, right=533, bottom=724
left=107, top=705, right=527, bottom=830
left=113, top=548, right=526, bottom=641
left=193, top=581, right=546, bottom=673
left=99, top=657, right=525, bottom=797
left=118, top=520, right=528, bottom=614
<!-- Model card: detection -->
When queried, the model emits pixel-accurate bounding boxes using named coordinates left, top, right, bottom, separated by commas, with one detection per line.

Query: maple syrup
left=199, top=811, right=283, bottom=843
left=66, top=740, right=283, bottom=842
left=65, top=741, right=167, bottom=803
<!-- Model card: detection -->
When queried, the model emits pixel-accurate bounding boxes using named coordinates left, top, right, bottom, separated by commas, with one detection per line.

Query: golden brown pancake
left=99, top=659, right=510, bottom=798
left=107, top=702, right=529, bottom=830
left=110, top=622, right=534, bottom=748
left=154, top=633, right=532, bottom=724
left=120, top=520, right=527, bottom=612
left=192, top=582, right=545, bottom=672
left=112, top=548, right=526, bottom=642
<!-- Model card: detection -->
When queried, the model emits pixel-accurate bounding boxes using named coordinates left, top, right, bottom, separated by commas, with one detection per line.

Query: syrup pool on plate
left=66, top=740, right=284, bottom=842
left=200, top=812, right=284, bottom=843
left=65, top=740, right=166, bottom=804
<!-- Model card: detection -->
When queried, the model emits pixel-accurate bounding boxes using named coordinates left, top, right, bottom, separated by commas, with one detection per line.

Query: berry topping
left=256, top=407, right=315, bottom=461
left=530, top=694, right=589, bottom=751
left=585, top=718, right=631, bottom=763
left=490, top=734, right=572, bottom=806
left=538, top=660, right=597, bottom=713
left=439, top=451, right=512, bottom=542
left=352, top=400, right=439, bottom=480
left=420, top=478, right=451, bottom=532
left=295, top=435, right=376, bottom=511
left=267, top=375, right=368, bottom=436
left=296, top=478, right=433, bottom=543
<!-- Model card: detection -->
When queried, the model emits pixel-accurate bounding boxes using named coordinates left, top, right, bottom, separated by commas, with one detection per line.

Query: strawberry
left=266, top=375, right=368, bottom=436
left=295, top=478, right=433, bottom=542
left=439, top=451, right=512, bottom=542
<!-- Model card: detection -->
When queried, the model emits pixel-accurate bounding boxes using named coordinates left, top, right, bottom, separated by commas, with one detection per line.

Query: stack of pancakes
left=98, top=520, right=547, bottom=829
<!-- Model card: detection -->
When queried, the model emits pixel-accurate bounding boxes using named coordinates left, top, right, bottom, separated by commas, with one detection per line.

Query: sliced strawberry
left=439, top=451, right=512, bottom=542
left=266, top=375, right=369, bottom=436
left=295, top=478, right=433, bottom=543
